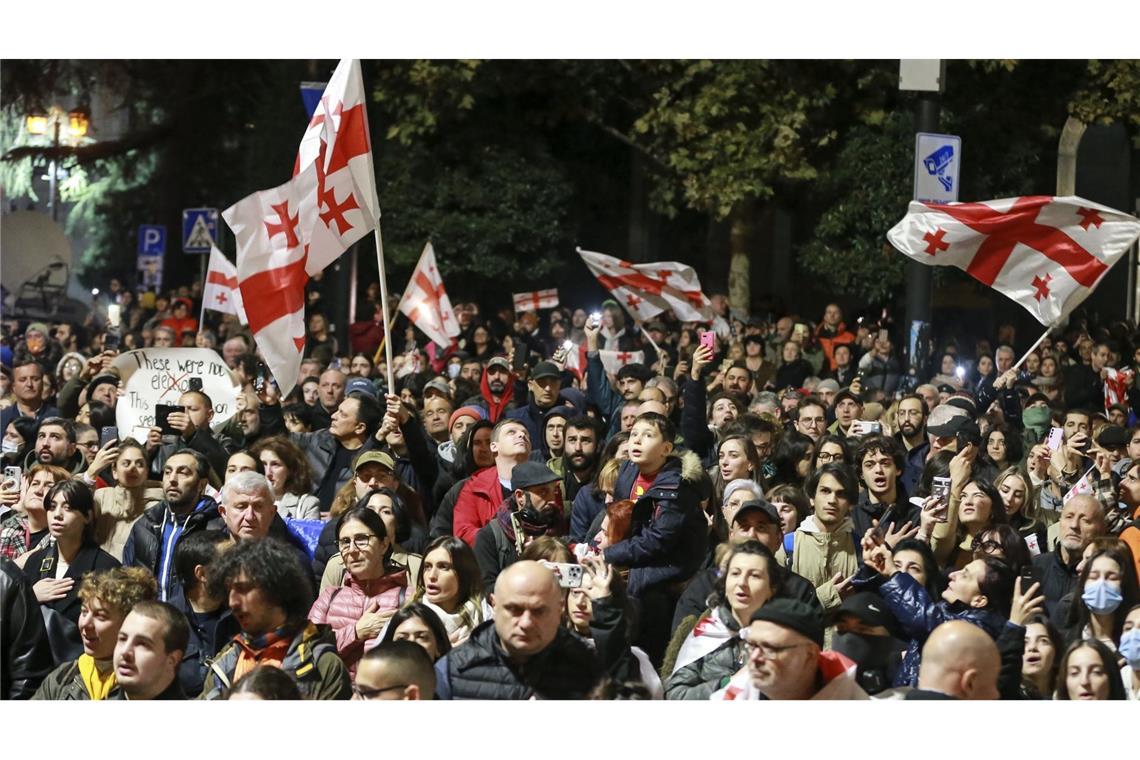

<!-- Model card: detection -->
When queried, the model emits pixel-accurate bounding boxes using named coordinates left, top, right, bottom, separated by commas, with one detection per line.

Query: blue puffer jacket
left=863, top=569, right=1007, bottom=687
left=602, top=452, right=707, bottom=598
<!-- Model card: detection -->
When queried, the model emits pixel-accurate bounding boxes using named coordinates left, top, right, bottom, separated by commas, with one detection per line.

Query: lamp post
left=24, top=106, right=89, bottom=222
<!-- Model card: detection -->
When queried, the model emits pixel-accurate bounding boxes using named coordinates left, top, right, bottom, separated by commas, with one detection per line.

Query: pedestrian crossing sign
left=182, top=207, right=219, bottom=254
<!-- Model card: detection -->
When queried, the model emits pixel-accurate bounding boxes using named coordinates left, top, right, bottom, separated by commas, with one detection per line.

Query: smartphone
left=540, top=561, right=583, bottom=589
left=2, top=466, right=21, bottom=494
left=511, top=347, right=528, bottom=373
left=188, top=377, right=203, bottom=392
left=99, top=426, right=119, bottom=447
left=103, top=330, right=121, bottom=352
left=589, top=312, right=602, bottom=329
left=107, top=304, right=122, bottom=328
left=254, top=362, right=268, bottom=394
left=863, top=421, right=882, bottom=435
left=154, top=404, right=184, bottom=436
left=931, top=476, right=952, bottom=523
left=700, top=330, right=717, bottom=352
left=1046, top=427, right=1064, bottom=451
left=1019, top=564, right=1041, bottom=592
left=877, top=328, right=888, bottom=343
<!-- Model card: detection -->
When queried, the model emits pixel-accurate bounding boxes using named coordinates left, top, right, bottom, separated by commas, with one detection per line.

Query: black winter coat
left=22, top=543, right=120, bottom=661
left=437, top=619, right=600, bottom=699
left=1, top=557, right=53, bottom=699
left=123, top=498, right=224, bottom=604
left=603, top=454, right=707, bottom=597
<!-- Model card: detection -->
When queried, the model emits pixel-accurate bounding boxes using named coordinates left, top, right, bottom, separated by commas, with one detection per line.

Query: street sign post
left=914, top=132, right=962, bottom=205
left=138, top=225, right=166, bottom=256
left=182, top=208, right=219, bottom=254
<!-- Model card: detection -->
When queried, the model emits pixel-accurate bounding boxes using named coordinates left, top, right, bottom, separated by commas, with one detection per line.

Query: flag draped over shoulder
left=887, top=196, right=1140, bottom=326
left=577, top=248, right=713, bottom=322
left=203, top=245, right=247, bottom=324
left=397, top=242, right=460, bottom=349
left=223, top=59, right=378, bottom=396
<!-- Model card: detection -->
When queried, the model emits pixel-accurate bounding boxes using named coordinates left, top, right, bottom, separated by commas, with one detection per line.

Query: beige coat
left=789, top=515, right=859, bottom=613
left=94, top=483, right=164, bottom=561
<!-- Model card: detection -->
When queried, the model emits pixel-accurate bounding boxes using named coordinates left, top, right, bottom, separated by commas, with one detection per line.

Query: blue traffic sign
left=182, top=208, right=219, bottom=254
left=138, top=225, right=167, bottom=256
left=913, top=133, right=961, bottom=204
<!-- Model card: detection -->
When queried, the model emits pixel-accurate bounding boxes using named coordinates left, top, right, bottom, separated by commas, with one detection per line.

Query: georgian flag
left=1064, top=466, right=1098, bottom=503
left=223, top=59, right=379, bottom=396
left=397, top=242, right=460, bottom=349
left=887, top=196, right=1140, bottom=327
left=1104, top=367, right=1135, bottom=410
left=202, top=245, right=247, bottom=324
left=513, top=289, right=559, bottom=312
left=565, top=345, right=645, bottom=375
left=578, top=248, right=713, bottom=322
left=669, top=610, right=734, bottom=677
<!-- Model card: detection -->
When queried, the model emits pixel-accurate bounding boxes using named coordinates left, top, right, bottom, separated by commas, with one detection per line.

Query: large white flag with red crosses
left=577, top=248, right=713, bottom=323
left=887, top=196, right=1140, bottom=327
left=397, top=242, right=461, bottom=349
left=223, top=59, right=379, bottom=396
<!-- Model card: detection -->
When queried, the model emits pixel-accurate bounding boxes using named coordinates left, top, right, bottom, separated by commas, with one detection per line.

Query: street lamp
left=24, top=105, right=90, bottom=221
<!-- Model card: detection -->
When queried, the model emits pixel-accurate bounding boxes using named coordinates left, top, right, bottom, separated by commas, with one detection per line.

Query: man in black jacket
left=1, top=557, right=53, bottom=699
left=1031, top=494, right=1106, bottom=623
left=435, top=561, right=599, bottom=699
left=123, top=450, right=224, bottom=603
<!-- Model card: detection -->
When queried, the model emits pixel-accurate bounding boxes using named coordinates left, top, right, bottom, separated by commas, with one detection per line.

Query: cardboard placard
left=111, top=348, right=240, bottom=437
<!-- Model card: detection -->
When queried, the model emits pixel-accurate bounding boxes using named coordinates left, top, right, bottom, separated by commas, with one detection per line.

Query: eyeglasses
left=337, top=533, right=377, bottom=552
left=738, top=629, right=812, bottom=659
left=816, top=452, right=841, bottom=463
left=352, top=683, right=409, bottom=700
left=971, top=539, right=1003, bottom=555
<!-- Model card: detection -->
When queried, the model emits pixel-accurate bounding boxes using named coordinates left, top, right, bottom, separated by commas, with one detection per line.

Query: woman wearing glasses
left=811, top=434, right=852, bottom=472
left=307, top=507, right=410, bottom=678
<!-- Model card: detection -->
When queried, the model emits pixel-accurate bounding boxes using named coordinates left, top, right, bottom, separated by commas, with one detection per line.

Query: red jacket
left=453, top=466, right=509, bottom=546
left=307, top=569, right=407, bottom=677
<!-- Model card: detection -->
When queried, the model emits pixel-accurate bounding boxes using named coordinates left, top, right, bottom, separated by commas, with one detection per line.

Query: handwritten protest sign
left=111, top=348, right=240, bottom=439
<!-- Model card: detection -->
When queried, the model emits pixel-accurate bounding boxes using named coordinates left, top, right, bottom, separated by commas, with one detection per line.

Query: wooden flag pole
left=374, top=224, right=395, bottom=394
left=1012, top=328, right=1051, bottom=372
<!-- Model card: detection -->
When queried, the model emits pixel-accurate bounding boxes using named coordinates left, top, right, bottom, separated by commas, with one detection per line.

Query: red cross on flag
left=222, top=59, right=380, bottom=395
left=397, top=242, right=460, bottom=348
left=566, top=346, right=645, bottom=375
left=202, top=245, right=247, bottom=324
left=577, top=248, right=713, bottom=323
left=512, top=289, right=559, bottom=313
left=887, top=196, right=1140, bottom=326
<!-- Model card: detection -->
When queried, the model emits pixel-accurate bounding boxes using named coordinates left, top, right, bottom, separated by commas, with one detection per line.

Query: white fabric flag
left=397, top=242, right=460, bottom=349
left=887, top=196, right=1140, bottom=326
left=577, top=248, right=713, bottom=322
left=202, top=245, right=247, bottom=324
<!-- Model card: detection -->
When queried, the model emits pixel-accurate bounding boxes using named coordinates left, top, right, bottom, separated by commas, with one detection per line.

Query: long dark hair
left=379, top=602, right=452, bottom=660
left=1063, top=544, right=1140, bottom=647
left=355, top=487, right=411, bottom=545
left=769, top=430, right=813, bottom=488
left=811, top=433, right=852, bottom=470
left=892, top=538, right=946, bottom=598
left=414, top=536, right=484, bottom=606
left=1054, top=638, right=1128, bottom=700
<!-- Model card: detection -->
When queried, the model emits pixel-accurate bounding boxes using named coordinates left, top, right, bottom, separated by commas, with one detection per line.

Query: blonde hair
left=595, top=458, right=622, bottom=496
left=78, top=566, right=157, bottom=617
left=994, top=465, right=1040, bottom=523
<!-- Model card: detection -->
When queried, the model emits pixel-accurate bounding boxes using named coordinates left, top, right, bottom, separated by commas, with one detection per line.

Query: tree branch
left=1, top=122, right=176, bottom=164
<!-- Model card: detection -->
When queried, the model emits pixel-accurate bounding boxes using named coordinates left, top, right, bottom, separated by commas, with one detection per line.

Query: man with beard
left=894, top=394, right=929, bottom=496
left=506, top=362, right=566, bottom=458
left=123, top=450, right=223, bottom=604
left=24, top=417, right=85, bottom=474
left=558, top=416, right=600, bottom=506
left=479, top=357, right=517, bottom=424
left=473, top=462, right=567, bottom=589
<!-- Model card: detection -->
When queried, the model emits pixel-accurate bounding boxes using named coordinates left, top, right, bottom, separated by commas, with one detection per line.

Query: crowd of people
left=2, top=276, right=1139, bottom=702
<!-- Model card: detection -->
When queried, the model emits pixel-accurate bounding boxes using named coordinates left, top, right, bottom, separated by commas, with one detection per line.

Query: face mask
left=447, top=363, right=461, bottom=379
left=2, top=440, right=20, bottom=454
left=1081, top=580, right=1124, bottom=615
left=1119, top=629, right=1140, bottom=669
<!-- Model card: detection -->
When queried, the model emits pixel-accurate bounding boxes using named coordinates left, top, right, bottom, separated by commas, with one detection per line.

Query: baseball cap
left=732, top=499, right=780, bottom=527
left=748, top=599, right=824, bottom=648
left=487, top=356, right=511, bottom=372
left=833, top=388, right=863, bottom=407
left=945, top=393, right=977, bottom=417
left=926, top=404, right=969, bottom=436
left=510, top=461, right=560, bottom=491
left=836, top=592, right=899, bottom=632
left=530, top=361, right=561, bottom=381
left=353, top=450, right=396, bottom=473
left=1097, top=425, right=1129, bottom=449
left=345, top=378, right=377, bottom=399
left=423, top=377, right=452, bottom=400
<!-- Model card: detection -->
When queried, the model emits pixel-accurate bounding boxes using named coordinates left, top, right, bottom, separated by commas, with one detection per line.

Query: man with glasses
left=353, top=640, right=436, bottom=700
left=712, top=599, right=868, bottom=700
left=793, top=398, right=827, bottom=442
left=199, top=537, right=350, bottom=699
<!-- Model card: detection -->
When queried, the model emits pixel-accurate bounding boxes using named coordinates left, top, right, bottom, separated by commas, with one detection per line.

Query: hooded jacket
left=602, top=452, right=707, bottom=597
left=710, top=650, right=870, bottom=700
left=452, top=465, right=512, bottom=547
left=479, top=366, right=517, bottom=424
left=122, top=496, right=225, bottom=603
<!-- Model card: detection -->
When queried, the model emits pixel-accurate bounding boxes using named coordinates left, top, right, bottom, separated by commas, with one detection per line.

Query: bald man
left=434, top=561, right=600, bottom=699
left=353, top=641, right=436, bottom=700
left=908, top=621, right=1000, bottom=700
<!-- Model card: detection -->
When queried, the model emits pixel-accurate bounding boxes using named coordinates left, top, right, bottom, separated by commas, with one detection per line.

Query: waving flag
left=1104, top=367, right=1135, bottom=411
left=513, top=289, right=559, bottom=312
left=223, top=59, right=378, bottom=395
left=397, top=242, right=460, bottom=348
left=566, top=346, right=645, bottom=375
left=202, top=245, right=247, bottom=324
left=578, top=248, right=712, bottom=322
left=887, top=196, right=1140, bottom=326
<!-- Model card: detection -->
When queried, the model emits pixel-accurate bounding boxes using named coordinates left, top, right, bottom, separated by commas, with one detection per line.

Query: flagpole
left=1012, top=328, right=1051, bottom=372
left=639, top=325, right=662, bottom=357
left=374, top=226, right=395, bottom=394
